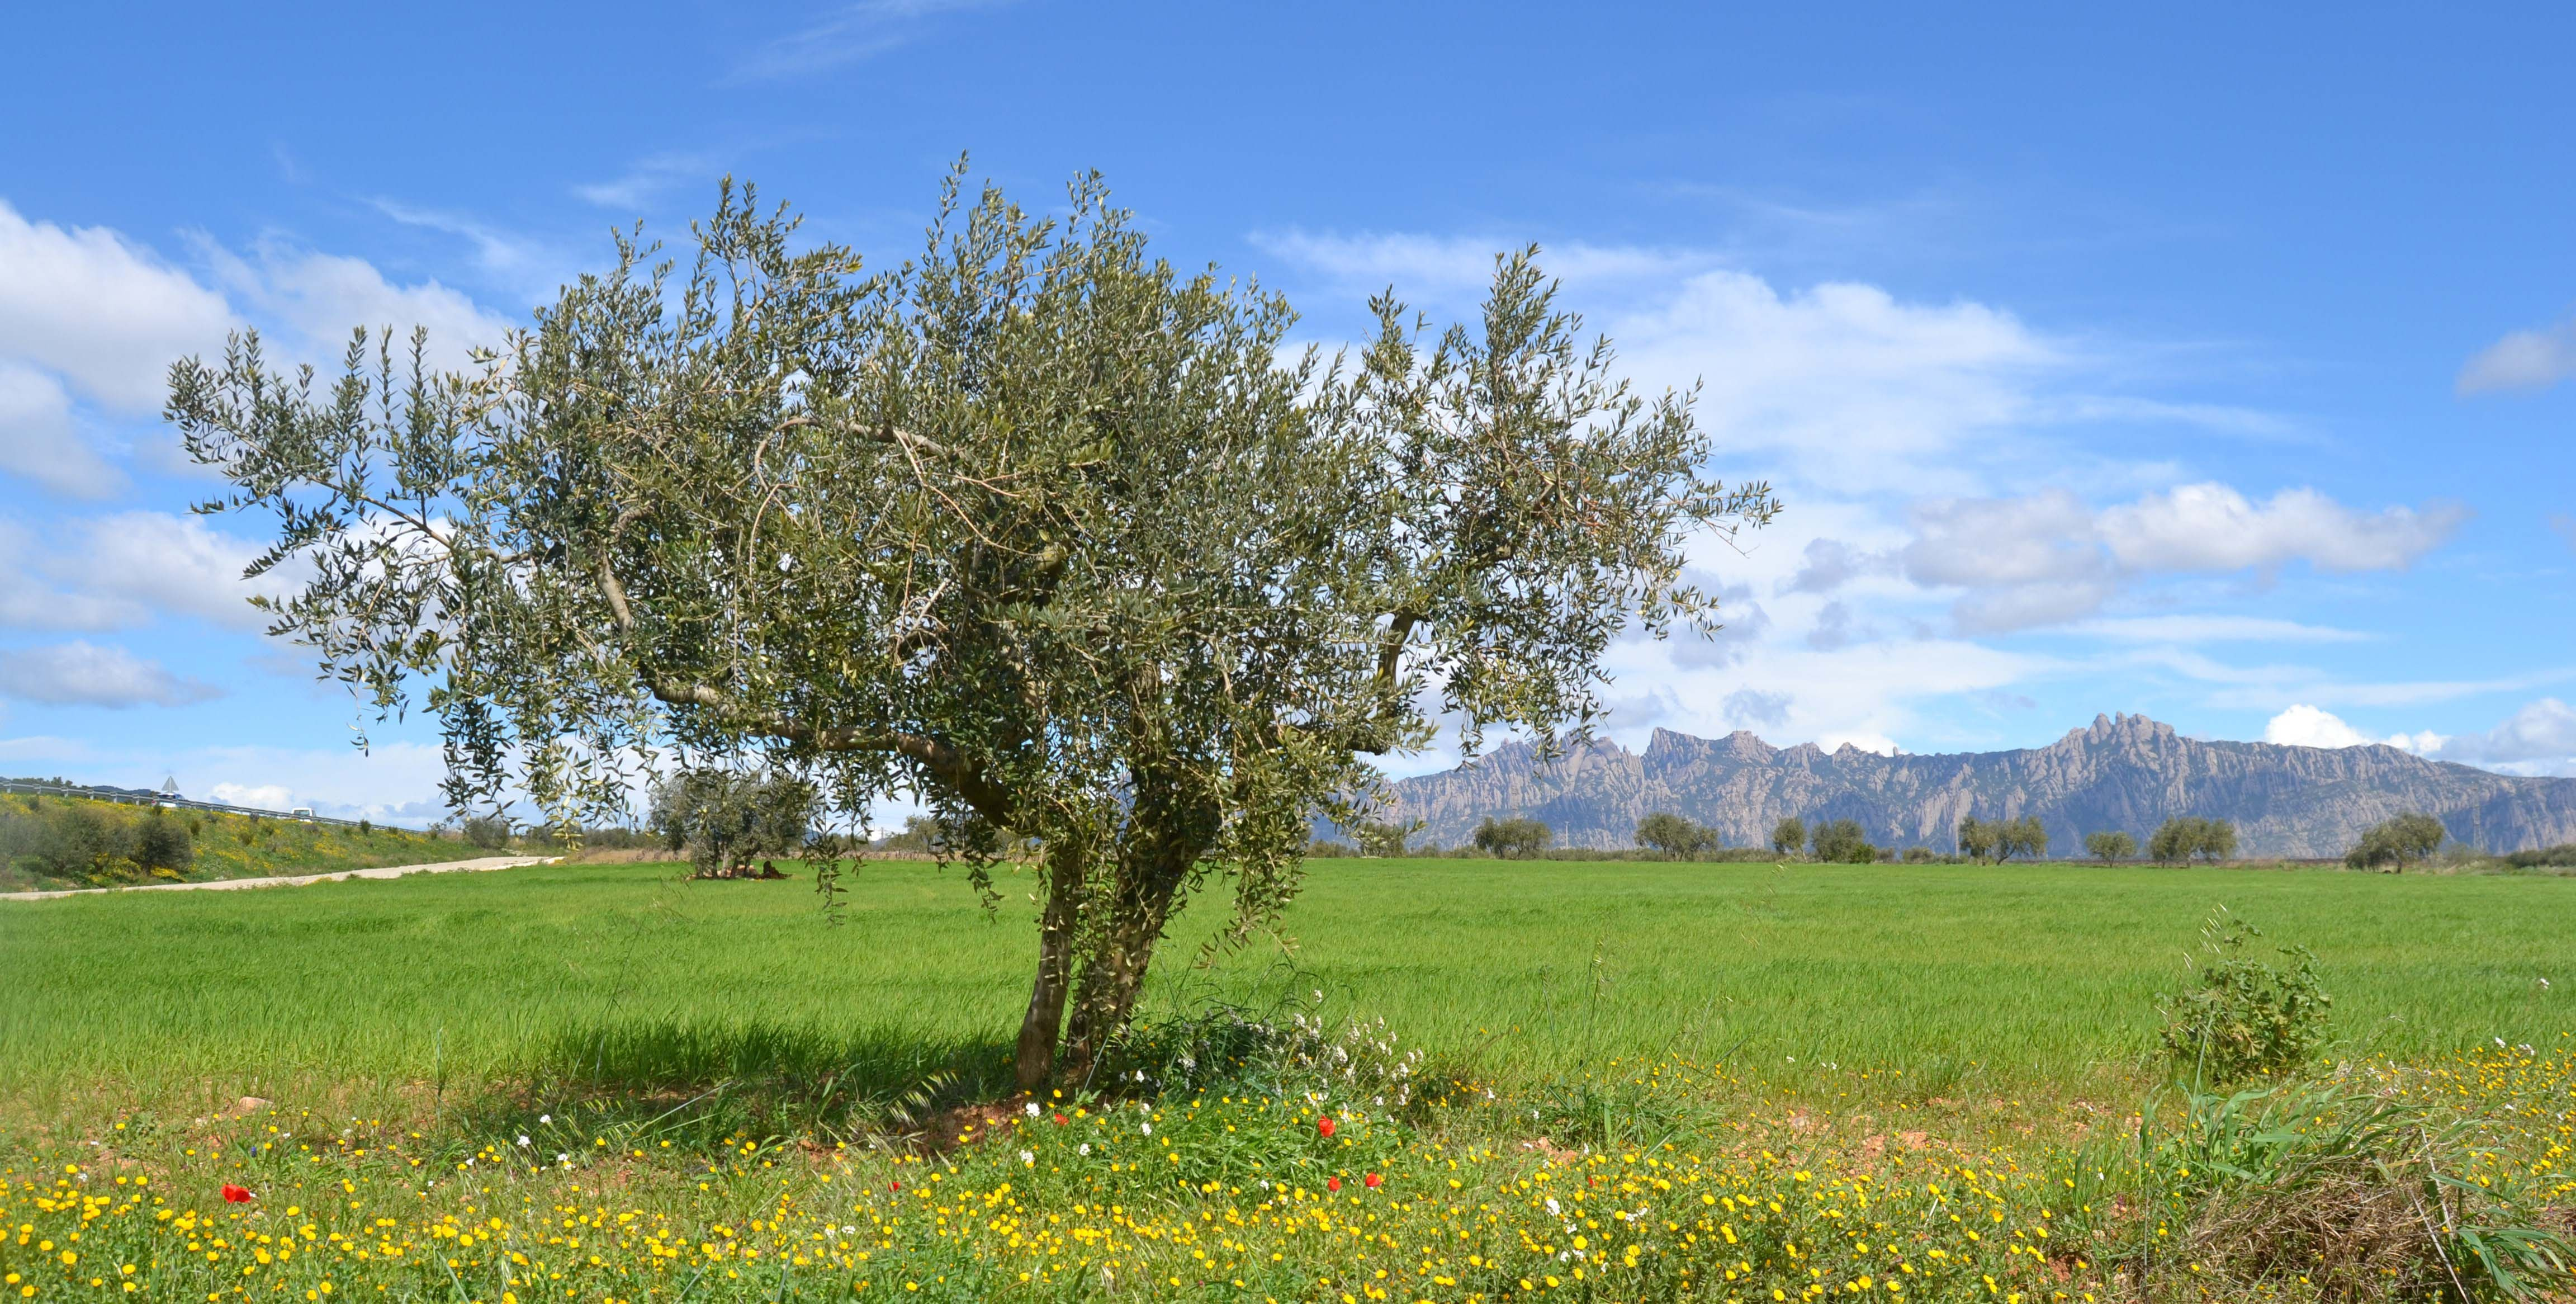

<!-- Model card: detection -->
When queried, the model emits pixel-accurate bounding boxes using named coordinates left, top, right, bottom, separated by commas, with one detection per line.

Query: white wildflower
left=1025, top=1102, right=1042, bottom=1117
left=517, top=1135, right=531, bottom=1147
left=1020, top=1149, right=1035, bottom=1166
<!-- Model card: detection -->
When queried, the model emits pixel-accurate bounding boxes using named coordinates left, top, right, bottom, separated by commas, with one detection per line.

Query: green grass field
left=7, top=857, right=2574, bottom=1302
left=6, top=855, right=2568, bottom=1110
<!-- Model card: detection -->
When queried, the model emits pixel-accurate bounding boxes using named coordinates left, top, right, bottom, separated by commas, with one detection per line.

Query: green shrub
left=2158, top=909, right=2330, bottom=1086
left=2502, top=842, right=2576, bottom=869
left=135, top=810, right=193, bottom=875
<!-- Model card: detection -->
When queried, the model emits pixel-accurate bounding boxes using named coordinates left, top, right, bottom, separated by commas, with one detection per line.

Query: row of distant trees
left=598, top=778, right=2461, bottom=873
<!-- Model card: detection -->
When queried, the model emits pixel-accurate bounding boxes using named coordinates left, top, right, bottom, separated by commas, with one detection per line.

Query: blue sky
left=3, top=1, right=2572, bottom=821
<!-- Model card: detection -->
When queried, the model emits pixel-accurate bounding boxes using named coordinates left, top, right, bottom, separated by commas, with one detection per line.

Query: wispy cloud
left=364, top=198, right=544, bottom=278
left=0, top=641, right=222, bottom=708
left=574, top=154, right=721, bottom=210
left=2458, top=313, right=2576, bottom=394
left=2065, top=615, right=2373, bottom=644
left=730, top=0, right=1012, bottom=82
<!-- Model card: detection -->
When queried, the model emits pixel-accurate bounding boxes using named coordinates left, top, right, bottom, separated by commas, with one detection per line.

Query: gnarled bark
left=1013, top=844, right=1085, bottom=1090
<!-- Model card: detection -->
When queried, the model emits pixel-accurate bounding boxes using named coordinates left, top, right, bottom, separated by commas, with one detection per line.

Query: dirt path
left=0, top=856, right=555, bottom=903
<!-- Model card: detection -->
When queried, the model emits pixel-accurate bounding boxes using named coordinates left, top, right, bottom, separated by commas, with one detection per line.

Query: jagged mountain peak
left=1377, top=715, right=2576, bottom=857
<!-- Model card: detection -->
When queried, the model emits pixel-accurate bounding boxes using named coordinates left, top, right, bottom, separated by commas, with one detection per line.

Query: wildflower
left=1019, top=1150, right=1035, bottom=1166
left=1140, top=1122, right=1152, bottom=1136
left=1317, top=1117, right=1336, bottom=1138
left=1024, top=1103, right=1041, bottom=1118
left=221, top=1185, right=252, bottom=1204
left=1363, top=1173, right=1382, bottom=1189
left=889, top=1181, right=902, bottom=1192
left=516, top=1135, right=531, bottom=1147
left=1327, top=1177, right=1341, bottom=1192
left=538, top=1114, right=550, bottom=1124
left=1052, top=1114, right=1066, bottom=1126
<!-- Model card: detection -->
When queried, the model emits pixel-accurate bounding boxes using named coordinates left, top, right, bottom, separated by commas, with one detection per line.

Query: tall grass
left=2, top=856, right=2570, bottom=1116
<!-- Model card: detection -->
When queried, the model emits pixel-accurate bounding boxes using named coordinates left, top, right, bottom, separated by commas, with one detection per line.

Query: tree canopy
left=168, top=170, right=1779, bottom=1086
left=1634, top=811, right=1719, bottom=858
left=1471, top=817, right=1554, bottom=859
left=2149, top=816, right=2238, bottom=865
left=2345, top=812, right=2445, bottom=871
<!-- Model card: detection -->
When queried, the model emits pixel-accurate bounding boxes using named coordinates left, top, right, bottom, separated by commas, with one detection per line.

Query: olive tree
left=1769, top=816, right=1807, bottom=857
left=2084, top=829, right=2136, bottom=863
left=2345, top=811, right=2445, bottom=871
left=168, top=172, right=1778, bottom=1088
left=1634, top=811, right=1716, bottom=859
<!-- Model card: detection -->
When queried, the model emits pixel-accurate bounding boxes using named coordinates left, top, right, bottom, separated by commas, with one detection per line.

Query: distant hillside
left=1379, top=713, right=2576, bottom=858
left=0, top=791, right=462, bottom=892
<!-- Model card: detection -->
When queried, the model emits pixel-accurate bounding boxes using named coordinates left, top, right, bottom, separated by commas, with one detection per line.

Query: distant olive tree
left=168, top=169, right=1778, bottom=1088
left=1957, top=816, right=1999, bottom=862
left=648, top=769, right=820, bottom=879
left=2150, top=816, right=2238, bottom=865
left=1351, top=818, right=1426, bottom=858
left=2345, top=812, right=2446, bottom=871
left=1635, top=811, right=1718, bottom=859
left=2002, top=815, right=2048, bottom=862
left=1958, top=814, right=2046, bottom=863
left=1770, top=816, right=1808, bottom=857
left=1472, top=816, right=1552, bottom=859
left=2085, top=830, right=2137, bottom=863
left=1809, top=818, right=1875, bottom=864
left=460, top=815, right=513, bottom=850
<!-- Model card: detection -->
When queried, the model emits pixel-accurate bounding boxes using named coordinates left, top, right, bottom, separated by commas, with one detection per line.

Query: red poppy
left=889, top=1180, right=902, bottom=1192
left=1317, top=1117, right=1336, bottom=1138
left=220, top=1184, right=252, bottom=1203
left=1363, top=1172, right=1382, bottom=1189
left=1052, top=1114, right=1067, bottom=1126
left=1326, top=1177, right=1341, bottom=1192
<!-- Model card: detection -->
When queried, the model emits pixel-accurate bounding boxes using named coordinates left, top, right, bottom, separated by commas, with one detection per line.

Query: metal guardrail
left=0, top=779, right=373, bottom=829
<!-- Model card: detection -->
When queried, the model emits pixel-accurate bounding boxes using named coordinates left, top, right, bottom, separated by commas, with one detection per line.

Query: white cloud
left=2429, top=698, right=2576, bottom=767
left=0, top=199, right=235, bottom=410
left=2099, top=483, right=2468, bottom=574
left=0, top=641, right=221, bottom=708
left=1902, top=483, right=2466, bottom=632
left=0, top=512, right=294, bottom=633
left=195, top=236, right=516, bottom=376
left=64, top=512, right=293, bottom=630
left=0, top=198, right=521, bottom=495
left=206, top=782, right=294, bottom=810
left=2457, top=316, right=2576, bottom=394
left=2067, top=615, right=2371, bottom=644
left=0, top=360, right=121, bottom=497
left=2262, top=704, right=2384, bottom=749
left=1777, top=537, right=1886, bottom=595
left=1614, top=271, right=2057, bottom=494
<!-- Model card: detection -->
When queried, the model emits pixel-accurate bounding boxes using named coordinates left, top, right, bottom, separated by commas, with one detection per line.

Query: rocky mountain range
left=1375, top=712, right=2576, bottom=858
